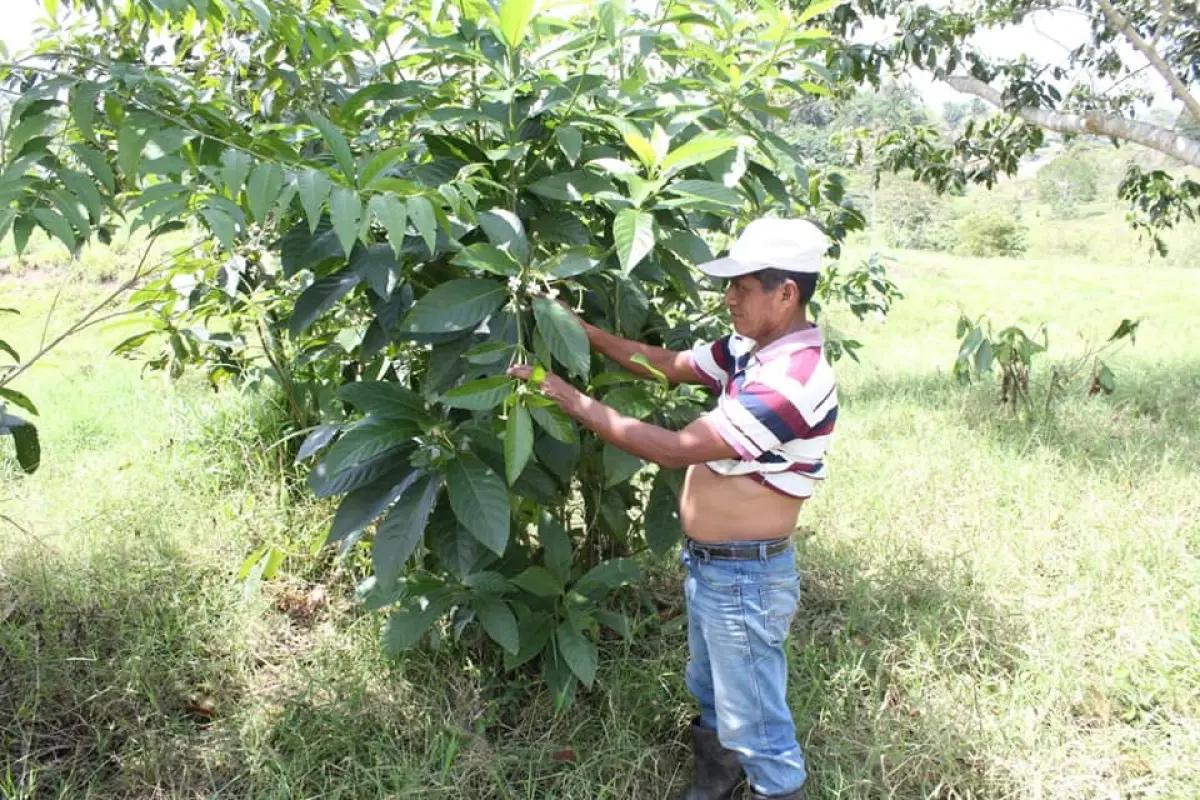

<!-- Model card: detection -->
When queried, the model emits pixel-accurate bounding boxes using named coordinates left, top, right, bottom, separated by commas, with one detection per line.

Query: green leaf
left=247, top=162, right=285, bottom=223
left=328, top=470, right=417, bottom=546
left=68, top=83, right=99, bottom=143
left=220, top=148, right=253, bottom=197
left=375, top=474, right=442, bottom=583
left=796, top=0, right=847, bottom=24
left=464, top=571, right=509, bottom=594
left=12, top=216, right=34, bottom=255
left=599, top=0, right=626, bottom=41
left=447, top=453, right=510, bottom=556
left=200, top=205, right=237, bottom=250
left=70, top=145, right=115, bottom=194
left=352, top=243, right=403, bottom=299
left=476, top=600, right=519, bottom=654
left=543, top=248, right=601, bottom=279
left=603, top=443, right=642, bottom=488
left=401, top=279, right=505, bottom=334
left=320, top=419, right=420, bottom=477
left=307, top=447, right=412, bottom=498
left=370, top=193, right=409, bottom=257
left=297, top=169, right=332, bottom=234
left=442, top=376, right=512, bottom=410
left=7, top=114, right=49, bottom=156
left=510, top=565, right=562, bottom=597
left=338, top=381, right=428, bottom=422
left=555, top=621, right=598, bottom=688
left=330, top=187, right=362, bottom=258
left=645, top=469, right=683, bottom=555
left=505, top=404, right=533, bottom=485
left=497, top=0, right=535, bottom=48
left=1097, top=363, right=1117, bottom=394
left=0, top=387, right=37, bottom=416
left=451, top=243, right=521, bottom=277
left=359, top=147, right=407, bottom=190
left=295, top=424, right=341, bottom=464
left=539, top=513, right=572, bottom=583
left=663, top=180, right=743, bottom=208
left=478, top=210, right=530, bottom=266
left=384, top=595, right=451, bottom=653
left=660, top=133, right=738, bottom=177
left=1, top=414, right=40, bottom=474
left=602, top=385, right=655, bottom=418
left=504, top=610, right=553, bottom=671
left=57, top=167, right=105, bottom=223
left=575, top=557, right=639, bottom=595
left=595, top=609, right=631, bottom=640
left=308, top=111, right=356, bottom=182
left=289, top=268, right=361, bottom=336
left=32, top=208, right=76, bottom=251
left=528, top=171, right=614, bottom=202
left=399, top=194, right=434, bottom=256
left=605, top=118, right=657, bottom=170
left=662, top=229, right=714, bottom=264
left=0, top=339, right=19, bottom=363
left=529, top=404, right=577, bottom=444
left=533, top=296, right=590, bottom=379
left=613, top=209, right=654, bottom=273
left=556, top=125, right=582, bottom=165
left=651, top=124, right=671, bottom=166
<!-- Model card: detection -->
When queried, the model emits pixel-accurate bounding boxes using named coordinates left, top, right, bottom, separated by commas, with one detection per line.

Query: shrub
left=956, top=210, right=1028, bottom=257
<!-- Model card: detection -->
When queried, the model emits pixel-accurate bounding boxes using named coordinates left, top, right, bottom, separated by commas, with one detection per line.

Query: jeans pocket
left=693, top=559, right=742, bottom=595
left=760, top=580, right=800, bottom=647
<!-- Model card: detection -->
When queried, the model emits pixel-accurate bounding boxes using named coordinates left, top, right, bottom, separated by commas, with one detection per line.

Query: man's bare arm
left=583, top=322, right=701, bottom=387
left=507, top=365, right=736, bottom=469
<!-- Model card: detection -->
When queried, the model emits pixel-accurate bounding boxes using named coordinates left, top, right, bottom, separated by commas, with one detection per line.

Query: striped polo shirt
left=687, top=325, right=837, bottom=499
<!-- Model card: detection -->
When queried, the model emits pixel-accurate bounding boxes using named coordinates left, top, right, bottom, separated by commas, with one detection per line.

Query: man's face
left=724, top=274, right=794, bottom=340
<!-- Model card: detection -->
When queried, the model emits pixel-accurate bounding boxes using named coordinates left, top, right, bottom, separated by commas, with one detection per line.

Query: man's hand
left=508, top=364, right=586, bottom=417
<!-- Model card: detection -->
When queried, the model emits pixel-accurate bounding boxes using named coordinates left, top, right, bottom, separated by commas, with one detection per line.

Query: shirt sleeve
left=706, top=379, right=801, bottom=461
left=686, top=335, right=734, bottom=391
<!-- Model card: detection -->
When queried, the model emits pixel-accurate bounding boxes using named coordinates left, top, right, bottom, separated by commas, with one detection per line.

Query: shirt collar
left=753, top=325, right=824, bottom=362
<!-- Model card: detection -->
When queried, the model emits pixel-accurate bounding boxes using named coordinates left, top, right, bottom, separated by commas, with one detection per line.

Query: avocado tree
left=0, top=0, right=905, bottom=702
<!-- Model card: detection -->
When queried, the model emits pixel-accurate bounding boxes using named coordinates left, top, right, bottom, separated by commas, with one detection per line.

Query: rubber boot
left=680, top=718, right=745, bottom=800
left=748, top=788, right=804, bottom=800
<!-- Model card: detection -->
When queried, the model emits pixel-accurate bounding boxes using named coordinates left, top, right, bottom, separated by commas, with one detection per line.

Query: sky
left=0, top=0, right=1174, bottom=114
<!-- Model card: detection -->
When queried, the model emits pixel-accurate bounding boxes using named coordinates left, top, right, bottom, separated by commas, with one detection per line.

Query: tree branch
left=1093, top=0, right=1200, bottom=121
left=944, top=74, right=1200, bottom=168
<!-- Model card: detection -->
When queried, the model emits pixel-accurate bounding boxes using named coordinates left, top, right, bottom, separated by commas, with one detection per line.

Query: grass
left=2, top=241, right=1199, bottom=798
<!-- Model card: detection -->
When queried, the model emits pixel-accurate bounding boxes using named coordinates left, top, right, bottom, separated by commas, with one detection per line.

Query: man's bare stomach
left=679, top=464, right=805, bottom=543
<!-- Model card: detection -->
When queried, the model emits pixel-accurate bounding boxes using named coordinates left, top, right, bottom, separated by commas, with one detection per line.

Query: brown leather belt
left=686, top=537, right=792, bottom=561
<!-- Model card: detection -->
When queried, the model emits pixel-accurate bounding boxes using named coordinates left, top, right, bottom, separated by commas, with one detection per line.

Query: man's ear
left=780, top=278, right=799, bottom=307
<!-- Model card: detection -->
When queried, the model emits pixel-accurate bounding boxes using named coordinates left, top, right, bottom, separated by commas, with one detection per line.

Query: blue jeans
left=682, top=539, right=806, bottom=796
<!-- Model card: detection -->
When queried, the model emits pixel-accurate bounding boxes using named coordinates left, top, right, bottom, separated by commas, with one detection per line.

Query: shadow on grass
left=789, top=536, right=1021, bottom=798
left=0, top=536, right=254, bottom=799
left=1, top=531, right=1027, bottom=800
left=845, top=359, right=1200, bottom=474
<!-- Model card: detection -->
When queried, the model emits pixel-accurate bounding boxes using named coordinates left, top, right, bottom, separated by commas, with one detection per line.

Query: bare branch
left=1093, top=0, right=1200, bottom=121
left=0, top=235, right=202, bottom=389
left=944, top=74, right=1200, bottom=168
left=1153, top=0, right=1173, bottom=46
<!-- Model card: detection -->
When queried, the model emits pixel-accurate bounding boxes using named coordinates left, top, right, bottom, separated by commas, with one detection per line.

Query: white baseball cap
left=695, top=218, right=829, bottom=278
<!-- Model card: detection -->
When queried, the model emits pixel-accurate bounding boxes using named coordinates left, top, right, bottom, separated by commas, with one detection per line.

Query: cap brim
left=693, top=257, right=766, bottom=278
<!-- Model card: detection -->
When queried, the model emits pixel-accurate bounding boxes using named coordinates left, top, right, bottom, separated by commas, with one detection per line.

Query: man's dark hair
left=754, top=268, right=818, bottom=306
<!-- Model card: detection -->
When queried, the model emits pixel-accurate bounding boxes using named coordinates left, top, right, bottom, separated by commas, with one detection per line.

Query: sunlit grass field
left=1, top=227, right=1197, bottom=797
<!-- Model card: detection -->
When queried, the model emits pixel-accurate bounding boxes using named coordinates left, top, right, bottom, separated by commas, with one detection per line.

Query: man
left=509, top=217, right=837, bottom=800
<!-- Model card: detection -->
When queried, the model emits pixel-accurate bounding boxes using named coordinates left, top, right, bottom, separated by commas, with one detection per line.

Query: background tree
left=1036, top=153, right=1100, bottom=218
left=816, top=0, right=1200, bottom=253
